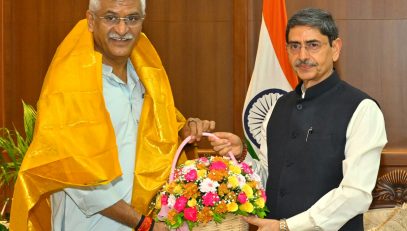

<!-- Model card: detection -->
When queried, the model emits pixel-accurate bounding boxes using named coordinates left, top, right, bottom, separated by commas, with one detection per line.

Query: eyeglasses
left=95, top=14, right=145, bottom=27
left=286, top=41, right=327, bottom=54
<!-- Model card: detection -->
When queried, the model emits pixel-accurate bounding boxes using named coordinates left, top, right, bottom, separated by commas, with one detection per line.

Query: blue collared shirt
left=51, top=60, right=145, bottom=231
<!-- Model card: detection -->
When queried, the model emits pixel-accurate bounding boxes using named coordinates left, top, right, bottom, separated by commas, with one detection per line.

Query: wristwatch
left=279, top=219, right=289, bottom=231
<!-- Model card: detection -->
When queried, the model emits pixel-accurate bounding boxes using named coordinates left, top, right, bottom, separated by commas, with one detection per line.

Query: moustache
left=294, top=59, right=317, bottom=67
left=108, top=32, right=134, bottom=40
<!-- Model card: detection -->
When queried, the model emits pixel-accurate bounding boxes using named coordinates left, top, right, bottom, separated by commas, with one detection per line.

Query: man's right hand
left=208, top=132, right=243, bottom=158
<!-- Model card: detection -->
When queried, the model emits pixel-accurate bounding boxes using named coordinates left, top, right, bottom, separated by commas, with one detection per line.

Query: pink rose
left=237, top=192, right=248, bottom=204
left=174, top=196, right=188, bottom=212
left=210, top=161, right=227, bottom=171
left=185, top=169, right=198, bottom=182
left=161, top=194, right=169, bottom=206
left=240, top=162, right=253, bottom=174
left=184, top=207, right=198, bottom=221
left=260, top=189, right=267, bottom=201
left=202, top=192, right=220, bottom=206
left=199, top=157, right=209, bottom=163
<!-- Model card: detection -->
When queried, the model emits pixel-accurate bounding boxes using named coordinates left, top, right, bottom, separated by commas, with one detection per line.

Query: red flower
left=184, top=207, right=198, bottom=221
left=202, top=192, right=220, bottom=206
left=209, top=161, right=227, bottom=171
left=161, top=194, right=169, bottom=206
left=185, top=169, right=198, bottom=182
left=237, top=192, right=248, bottom=204
left=174, top=196, right=188, bottom=212
left=240, top=162, right=253, bottom=174
left=260, top=189, right=267, bottom=200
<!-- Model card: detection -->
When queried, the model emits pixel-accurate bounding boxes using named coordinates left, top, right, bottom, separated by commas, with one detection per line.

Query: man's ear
left=332, top=38, right=342, bottom=62
left=86, top=10, right=95, bottom=32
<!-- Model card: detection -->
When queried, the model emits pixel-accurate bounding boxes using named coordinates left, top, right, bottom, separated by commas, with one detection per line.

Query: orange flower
left=183, top=182, right=199, bottom=199
left=197, top=207, right=213, bottom=223
left=196, top=162, right=206, bottom=170
left=166, top=182, right=178, bottom=194
left=167, top=209, right=179, bottom=225
left=208, top=169, right=228, bottom=181
left=247, top=181, right=258, bottom=189
left=226, top=192, right=237, bottom=202
left=217, top=183, right=229, bottom=196
left=212, top=156, right=227, bottom=163
left=215, top=201, right=228, bottom=214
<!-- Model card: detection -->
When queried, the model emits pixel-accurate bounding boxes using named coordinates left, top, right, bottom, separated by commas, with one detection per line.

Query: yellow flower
left=255, top=198, right=265, bottom=208
left=174, top=185, right=183, bottom=194
left=247, top=181, right=257, bottom=189
left=239, top=202, right=254, bottom=213
left=227, top=202, right=239, bottom=212
left=229, top=165, right=241, bottom=174
left=188, top=198, right=197, bottom=207
left=184, top=160, right=195, bottom=166
left=242, top=184, right=254, bottom=198
left=197, top=169, right=207, bottom=179
left=155, top=194, right=162, bottom=209
left=228, top=176, right=239, bottom=188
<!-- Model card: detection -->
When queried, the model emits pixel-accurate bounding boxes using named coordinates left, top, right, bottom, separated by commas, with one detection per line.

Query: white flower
left=248, top=172, right=261, bottom=184
left=237, top=174, right=246, bottom=188
left=199, top=178, right=220, bottom=193
left=168, top=194, right=176, bottom=209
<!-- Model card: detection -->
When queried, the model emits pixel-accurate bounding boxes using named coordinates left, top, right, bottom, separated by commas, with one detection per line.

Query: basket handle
left=169, top=132, right=238, bottom=182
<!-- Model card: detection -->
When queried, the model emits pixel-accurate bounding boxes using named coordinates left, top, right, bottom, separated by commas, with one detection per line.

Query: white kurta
left=51, top=60, right=145, bottom=231
left=247, top=98, right=387, bottom=230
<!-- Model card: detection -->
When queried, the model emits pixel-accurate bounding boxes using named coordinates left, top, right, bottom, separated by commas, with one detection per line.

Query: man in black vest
left=209, top=8, right=387, bottom=230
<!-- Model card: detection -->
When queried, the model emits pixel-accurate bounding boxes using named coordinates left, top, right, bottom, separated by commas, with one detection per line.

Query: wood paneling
left=0, top=0, right=88, bottom=214
left=0, top=0, right=4, bottom=127
left=0, top=1, right=405, bottom=156
left=143, top=0, right=234, bottom=133
left=233, top=0, right=249, bottom=137
left=3, top=0, right=88, bottom=131
left=286, top=1, right=407, bottom=150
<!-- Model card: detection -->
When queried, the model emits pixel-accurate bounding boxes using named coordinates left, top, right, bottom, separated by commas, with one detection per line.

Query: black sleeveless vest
left=265, top=72, right=372, bottom=230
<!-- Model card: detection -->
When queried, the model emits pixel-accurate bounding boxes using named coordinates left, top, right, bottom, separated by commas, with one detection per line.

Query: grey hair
left=286, top=8, right=338, bottom=46
left=89, top=0, right=146, bottom=15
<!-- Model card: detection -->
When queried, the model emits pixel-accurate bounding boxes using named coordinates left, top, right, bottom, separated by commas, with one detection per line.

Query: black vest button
left=286, top=162, right=293, bottom=167
left=296, top=104, right=303, bottom=110
left=291, top=131, right=298, bottom=139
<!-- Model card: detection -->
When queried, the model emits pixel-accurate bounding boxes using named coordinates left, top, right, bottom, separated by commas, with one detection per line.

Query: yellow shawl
left=9, top=19, right=186, bottom=231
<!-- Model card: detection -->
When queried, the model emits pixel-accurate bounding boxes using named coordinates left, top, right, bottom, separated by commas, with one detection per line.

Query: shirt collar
left=102, top=59, right=140, bottom=86
left=295, top=70, right=340, bottom=101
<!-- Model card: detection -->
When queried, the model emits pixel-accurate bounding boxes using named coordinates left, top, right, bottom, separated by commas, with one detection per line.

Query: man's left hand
left=152, top=221, right=169, bottom=231
left=180, top=118, right=215, bottom=142
left=242, top=216, right=280, bottom=231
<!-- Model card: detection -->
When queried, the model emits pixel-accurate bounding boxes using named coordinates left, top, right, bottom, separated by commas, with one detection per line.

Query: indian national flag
left=242, top=0, right=298, bottom=159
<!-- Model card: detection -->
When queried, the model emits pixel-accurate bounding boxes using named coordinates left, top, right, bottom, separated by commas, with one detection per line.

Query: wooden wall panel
left=286, top=1, right=407, bottom=150
left=143, top=0, right=234, bottom=133
left=0, top=0, right=4, bottom=127
left=3, top=0, right=88, bottom=131
left=0, top=0, right=88, bottom=213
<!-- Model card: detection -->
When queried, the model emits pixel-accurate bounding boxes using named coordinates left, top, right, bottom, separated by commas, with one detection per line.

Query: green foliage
left=167, top=212, right=184, bottom=229
left=212, top=213, right=225, bottom=223
left=0, top=222, right=8, bottom=231
left=0, top=101, right=36, bottom=187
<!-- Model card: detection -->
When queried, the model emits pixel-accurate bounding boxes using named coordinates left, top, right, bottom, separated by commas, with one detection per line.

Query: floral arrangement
left=152, top=156, right=268, bottom=230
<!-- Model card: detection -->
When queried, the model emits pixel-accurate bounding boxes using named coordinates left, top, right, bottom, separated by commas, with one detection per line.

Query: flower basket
left=152, top=133, right=267, bottom=231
